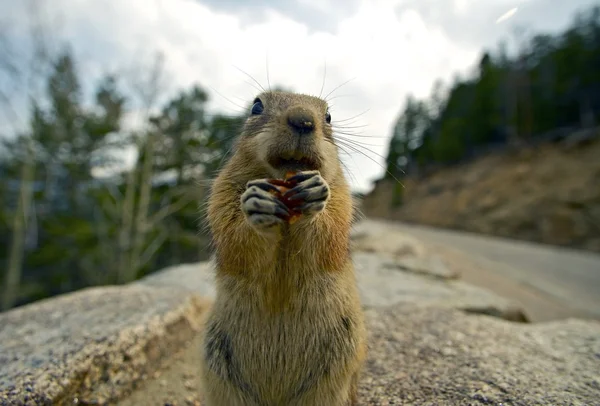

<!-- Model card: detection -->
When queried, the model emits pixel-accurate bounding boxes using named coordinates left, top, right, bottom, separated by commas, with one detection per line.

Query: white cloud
left=1, top=0, right=591, bottom=191
left=99, top=0, right=478, bottom=191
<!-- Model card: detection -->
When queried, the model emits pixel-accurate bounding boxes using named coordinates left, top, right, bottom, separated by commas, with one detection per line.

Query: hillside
left=362, top=132, right=600, bottom=253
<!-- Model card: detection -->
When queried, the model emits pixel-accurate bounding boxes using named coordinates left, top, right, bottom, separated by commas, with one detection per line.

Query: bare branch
left=1, top=0, right=58, bottom=310
left=120, top=52, right=167, bottom=283
left=146, top=192, right=196, bottom=229
left=137, top=226, right=169, bottom=272
left=117, top=167, right=138, bottom=283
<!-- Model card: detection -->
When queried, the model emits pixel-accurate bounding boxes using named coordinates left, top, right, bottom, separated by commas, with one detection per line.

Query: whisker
left=333, top=137, right=405, bottom=185
left=243, top=79, right=264, bottom=95
left=326, top=94, right=358, bottom=103
left=231, top=94, right=251, bottom=104
left=326, top=139, right=360, bottom=186
left=331, top=119, right=364, bottom=129
left=205, top=131, right=236, bottom=148
left=332, top=109, right=370, bottom=123
left=208, top=143, right=237, bottom=176
left=334, top=131, right=387, bottom=139
left=233, top=65, right=266, bottom=93
left=319, top=59, right=327, bottom=99
left=334, top=137, right=383, bottom=148
left=336, top=136, right=400, bottom=170
left=266, top=54, right=271, bottom=92
left=323, top=77, right=356, bottom=101
left=332, top=124, right=369, bottom=130
left=209, top=85, right=248, bottom=112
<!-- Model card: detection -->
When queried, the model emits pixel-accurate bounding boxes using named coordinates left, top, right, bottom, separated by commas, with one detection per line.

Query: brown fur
left=199, top=91, right=367, bottom=406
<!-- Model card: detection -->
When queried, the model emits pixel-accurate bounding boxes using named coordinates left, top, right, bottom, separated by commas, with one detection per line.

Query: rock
left=390, top=255, right=460, bottom=280
left=351, top=220, right=428, bottom=259
left=0, top=284, right=210, bottom=405
left=351, top=221, right=460, bottom=279
left=354, top=252, right=527, bottom=322
left=359, top=303, right=600, bottom=405
left=137, top=253, right=526, bottom=322
left=138, top=261, right=216, bottom=297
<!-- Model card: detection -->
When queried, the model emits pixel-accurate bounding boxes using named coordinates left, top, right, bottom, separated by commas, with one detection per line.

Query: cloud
left=395, top=0, right=598, bottom=54
left=0, top=0, right=594, bottom=192
left=194, top=0, right=362, bottom=34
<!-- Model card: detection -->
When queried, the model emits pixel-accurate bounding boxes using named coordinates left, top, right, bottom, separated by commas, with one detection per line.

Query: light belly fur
left=200, top=275, right=363, bottom=406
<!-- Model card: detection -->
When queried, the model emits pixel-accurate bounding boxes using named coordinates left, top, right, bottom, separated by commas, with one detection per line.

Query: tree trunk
left=127, top=132, right=156, bottom=281
left=2, top=143, right=35, bottom=311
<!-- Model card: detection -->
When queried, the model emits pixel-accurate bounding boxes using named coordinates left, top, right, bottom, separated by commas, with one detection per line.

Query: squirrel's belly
left=202, top=297, right=360, bottom=404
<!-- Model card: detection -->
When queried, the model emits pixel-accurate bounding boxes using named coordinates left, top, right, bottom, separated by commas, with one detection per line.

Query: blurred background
left=0, top=0, right=598, bottom=311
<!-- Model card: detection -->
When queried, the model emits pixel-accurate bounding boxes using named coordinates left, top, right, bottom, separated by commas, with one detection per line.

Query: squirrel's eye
left=325, top=110, right=331, bottom=124
left=251, top=98, right=264, bottom=115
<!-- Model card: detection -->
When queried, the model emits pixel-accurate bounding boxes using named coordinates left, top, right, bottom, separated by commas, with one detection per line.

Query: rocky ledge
left=360, top=303, right=600, bottom=405
left=0, top=286, right=210, bottom=405
left=1, top=220, right=598, bottom=405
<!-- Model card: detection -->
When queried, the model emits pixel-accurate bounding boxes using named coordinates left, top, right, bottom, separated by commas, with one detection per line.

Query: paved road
left=373, top=220, right=600, bottom=320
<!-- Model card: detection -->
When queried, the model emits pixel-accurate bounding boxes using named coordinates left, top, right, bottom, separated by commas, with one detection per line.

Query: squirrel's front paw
left=241, top=179, right=291, bottom=231
left=282, top=171, right=330, bottom=216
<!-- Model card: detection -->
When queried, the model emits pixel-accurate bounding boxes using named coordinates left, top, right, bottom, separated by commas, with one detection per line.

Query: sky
left=0, top=0, right=597, bottom=192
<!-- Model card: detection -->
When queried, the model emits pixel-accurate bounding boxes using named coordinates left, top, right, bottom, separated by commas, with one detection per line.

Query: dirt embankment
left=362, top=134, right=600, bottom=253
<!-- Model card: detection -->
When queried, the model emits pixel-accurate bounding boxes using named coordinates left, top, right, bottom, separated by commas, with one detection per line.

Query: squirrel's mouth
left=268, top=152, right=321, bottom=172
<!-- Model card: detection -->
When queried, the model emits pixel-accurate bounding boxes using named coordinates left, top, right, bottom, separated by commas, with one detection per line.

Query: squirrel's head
left=235, top=91, right=341, bottom=180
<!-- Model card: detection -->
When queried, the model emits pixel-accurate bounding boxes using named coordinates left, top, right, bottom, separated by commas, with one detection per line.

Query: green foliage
left=0, top=47, right=246, bottom=308
left=147, top=86, right=210, bottom=182
left=386, top=95, right=430, bottom=178
left=391, top=181, right=404, bottom=207
left=201, top=113, right=246, bottom=178
left=385, top=4, right=600, bottom=177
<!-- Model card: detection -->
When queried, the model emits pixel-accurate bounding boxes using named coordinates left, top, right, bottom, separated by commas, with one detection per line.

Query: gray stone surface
left=0, top=284, right=209, bottom=405
left=363, top=217, right=600, bottom=320
left=393, top=255, right=460, bottom=280
left=138, top=261, right=216, bottom=298
left=352, top=220, right=460, bottom=280
left=139, top=252, right=526, bottom=322
left=351, top=221, right=429, bottom=259
left=354, top=252, right=527, bottom=321
left=5, top=219, right=574, bottom=405
left=359, top=303, right=600, bottom=405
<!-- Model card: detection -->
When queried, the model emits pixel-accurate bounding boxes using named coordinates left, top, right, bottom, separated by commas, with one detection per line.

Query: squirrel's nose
left=286, top=107, right=315, bottom=135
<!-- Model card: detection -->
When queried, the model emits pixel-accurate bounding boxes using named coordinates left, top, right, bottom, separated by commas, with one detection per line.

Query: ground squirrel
left=199, top=90, right=367, bottom=406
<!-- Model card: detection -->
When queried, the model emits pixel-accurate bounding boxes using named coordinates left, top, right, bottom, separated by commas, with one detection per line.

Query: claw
left=258, top=170, right=328, bottom=225
left=275, top=204, right=292, bottom=218
left=285, top=171, right=318, bottom=184
left=247, top=180, right=282, bottom=195
left=296, top=201, right=325, bottom=215
left=285, top=191, right=309, bottom=202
